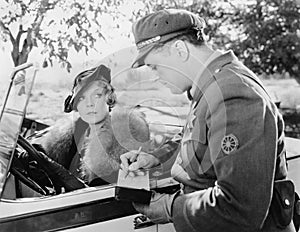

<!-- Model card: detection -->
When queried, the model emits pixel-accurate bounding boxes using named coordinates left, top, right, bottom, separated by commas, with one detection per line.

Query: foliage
left=0, top=0, right=123, bottom=71
left=1, top=0, right=299, bottom=79
left=132, top=0, right=300, bottom=82
left=229, top=0, right=300, bottom=82
left=130, top=0, right=236, bottom=48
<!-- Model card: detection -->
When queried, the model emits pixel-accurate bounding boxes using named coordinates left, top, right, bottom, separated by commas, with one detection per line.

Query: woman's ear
left=171, top=40, right=189, bottom=62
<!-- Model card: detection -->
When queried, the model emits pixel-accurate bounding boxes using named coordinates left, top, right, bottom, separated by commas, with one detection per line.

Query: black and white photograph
left=0, top=0, right=300, bottom=231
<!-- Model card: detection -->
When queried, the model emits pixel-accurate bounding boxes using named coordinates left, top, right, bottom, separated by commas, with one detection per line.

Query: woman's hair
left=93, top=80, right=117, bottom=111
left=66, top=65, right=117, bottom=113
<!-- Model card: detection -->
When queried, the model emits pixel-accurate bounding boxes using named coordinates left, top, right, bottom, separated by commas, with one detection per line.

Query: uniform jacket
left=153, top=51, right=295, bottom=232
left=32, top=107, right=150, bottom=185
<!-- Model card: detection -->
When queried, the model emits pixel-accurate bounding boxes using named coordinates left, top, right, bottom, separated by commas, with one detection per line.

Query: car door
left=286, top=137, right=300, bottom=193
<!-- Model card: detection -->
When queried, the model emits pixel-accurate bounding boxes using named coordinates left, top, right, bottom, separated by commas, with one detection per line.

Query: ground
left=1, top=74, right=300, bottom=137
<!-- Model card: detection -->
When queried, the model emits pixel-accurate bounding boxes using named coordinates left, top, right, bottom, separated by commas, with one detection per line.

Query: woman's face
left=76, top=82, right=109, bottom=125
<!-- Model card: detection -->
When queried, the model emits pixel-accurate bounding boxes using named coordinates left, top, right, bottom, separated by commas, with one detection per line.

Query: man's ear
left=171, top=40, right=189, bottom=62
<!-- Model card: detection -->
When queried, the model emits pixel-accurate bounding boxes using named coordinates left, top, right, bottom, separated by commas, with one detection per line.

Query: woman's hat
left=64, top=64, right=111, bottom=113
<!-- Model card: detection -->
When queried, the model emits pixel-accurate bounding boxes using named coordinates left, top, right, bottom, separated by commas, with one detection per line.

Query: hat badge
left=137, top=36, right=161, bottom=50
left=221, top=134, right=239, bottom=155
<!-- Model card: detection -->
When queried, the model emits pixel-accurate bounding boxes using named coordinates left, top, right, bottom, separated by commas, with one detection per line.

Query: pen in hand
left=125, top=146, right=142, bottom=178
left=136, top=146, right=142, bottom=155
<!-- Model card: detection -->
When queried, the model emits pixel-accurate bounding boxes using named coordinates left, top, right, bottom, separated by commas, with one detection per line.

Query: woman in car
left=34, top=64, right=150, bottom=186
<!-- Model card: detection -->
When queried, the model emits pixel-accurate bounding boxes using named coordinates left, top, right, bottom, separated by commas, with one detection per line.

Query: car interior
left=2, top=116, right=181, bottom=200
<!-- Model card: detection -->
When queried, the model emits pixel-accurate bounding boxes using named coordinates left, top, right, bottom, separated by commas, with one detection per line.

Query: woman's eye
left=95, top=93, right=102, bottom=98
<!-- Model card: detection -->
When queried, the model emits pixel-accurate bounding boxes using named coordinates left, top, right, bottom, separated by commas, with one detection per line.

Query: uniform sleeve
left=172, top=81, right=278, bottom=231
left=151, top=132, right=182, bottom=163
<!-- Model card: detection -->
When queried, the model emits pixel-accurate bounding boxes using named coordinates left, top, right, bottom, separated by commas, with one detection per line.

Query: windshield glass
left=0, top=64, right=38, bottom=197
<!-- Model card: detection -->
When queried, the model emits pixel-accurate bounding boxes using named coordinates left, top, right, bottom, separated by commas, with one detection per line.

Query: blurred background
left=0, top=0, right=300, bottom=137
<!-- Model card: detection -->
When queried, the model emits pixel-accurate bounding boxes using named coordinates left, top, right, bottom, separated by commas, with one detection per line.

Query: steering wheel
left=11, top=135, right=87, bottom=196
left=11, top=136, right=55, bottom=196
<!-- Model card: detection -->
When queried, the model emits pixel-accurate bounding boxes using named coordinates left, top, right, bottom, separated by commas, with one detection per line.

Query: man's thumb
left=128, top=162, right=140, bottom=171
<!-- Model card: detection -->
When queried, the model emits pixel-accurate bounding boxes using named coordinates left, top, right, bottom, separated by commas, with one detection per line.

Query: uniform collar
left=190, top=50, right=237, bottom=103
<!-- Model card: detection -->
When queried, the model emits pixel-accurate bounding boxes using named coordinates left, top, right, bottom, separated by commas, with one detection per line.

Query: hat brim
left=71, top=80, right=96, bottom=110
left=70, top=67, right=110, bottom=110
left=131, top=44, right=156, bottom=68
left=131, top=29, right=191, bottom=69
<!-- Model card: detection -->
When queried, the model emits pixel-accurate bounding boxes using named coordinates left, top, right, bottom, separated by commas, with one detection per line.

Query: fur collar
left=81, top=107, right=150, bottom=183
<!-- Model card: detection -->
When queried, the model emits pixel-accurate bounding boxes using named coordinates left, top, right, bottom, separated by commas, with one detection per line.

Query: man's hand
left=120, top=150, right=160, bottom=177
left=133, top=191, right=181, bottom=224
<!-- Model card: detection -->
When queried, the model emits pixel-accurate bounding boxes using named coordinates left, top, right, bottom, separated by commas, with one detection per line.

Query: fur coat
left=81, top=108, right=150, bottom=183
left=31, top=107, right=150, bottom=185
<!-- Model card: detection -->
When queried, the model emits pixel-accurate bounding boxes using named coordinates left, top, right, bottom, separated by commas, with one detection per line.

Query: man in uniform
left=120, top=9, right=296, bottom=232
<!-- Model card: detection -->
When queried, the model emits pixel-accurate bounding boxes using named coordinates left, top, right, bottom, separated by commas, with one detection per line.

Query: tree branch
left=32, top=14, right=45, bottom=31
left=170, top=0, right=178, bottom=8
left=15, top=25, right=25, bottom=45
left=0, top=20, right=15, bottom=44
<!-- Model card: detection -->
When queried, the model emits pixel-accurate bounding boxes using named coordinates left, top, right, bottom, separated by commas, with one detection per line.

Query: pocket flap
left=271, top=179, right=295, bottom=228
left=274, top=179, right=295, bottom=210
